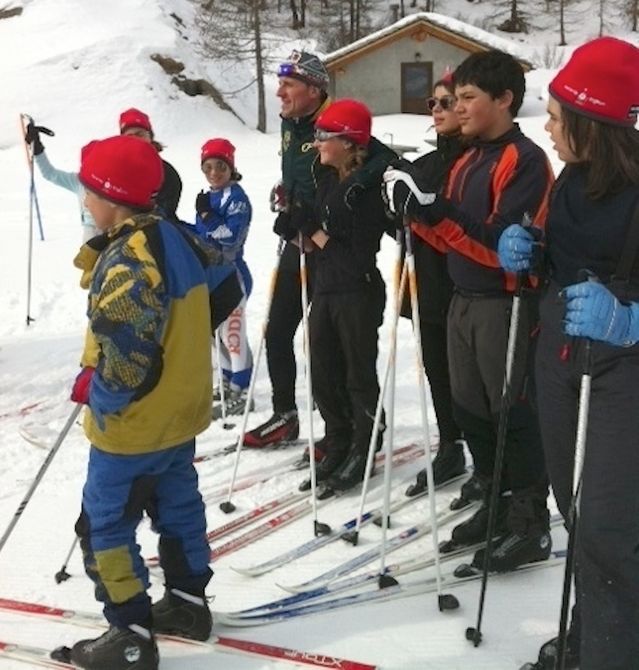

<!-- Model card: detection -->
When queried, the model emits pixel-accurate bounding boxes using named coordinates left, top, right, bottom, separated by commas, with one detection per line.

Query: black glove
left=195, top=191, right=212, bottom=218
left=273, top=211, right=296, bottom=240
left=24, top=121, right=54, bottom=156
left=290, top=201, right=320, bottom=238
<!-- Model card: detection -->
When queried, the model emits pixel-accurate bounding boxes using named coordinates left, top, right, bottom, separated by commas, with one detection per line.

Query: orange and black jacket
left=412, top=125, right=554, bottom=295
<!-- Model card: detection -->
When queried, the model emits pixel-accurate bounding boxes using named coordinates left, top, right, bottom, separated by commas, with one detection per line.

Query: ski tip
left=340, top=529, right=359, bottom=545
left=219, top=501, right=237, bottom=514
left=465, top=626, right=482, bottom=646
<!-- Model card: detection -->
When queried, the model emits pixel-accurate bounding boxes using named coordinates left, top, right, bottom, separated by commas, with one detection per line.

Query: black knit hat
left=277, top=50, right=329, bottom=91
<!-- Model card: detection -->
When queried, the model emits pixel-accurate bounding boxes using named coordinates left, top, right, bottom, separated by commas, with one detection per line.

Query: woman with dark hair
left=498, top=36, right=639, bottom=670
left=119, top=108, right=182, bottom=221
left=298, top=98, right=395, bottom=492
left=403, top=73, right=467, bottom=498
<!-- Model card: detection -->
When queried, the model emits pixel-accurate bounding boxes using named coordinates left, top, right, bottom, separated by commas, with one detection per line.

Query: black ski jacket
left=313, top=143, right=394, bottom=295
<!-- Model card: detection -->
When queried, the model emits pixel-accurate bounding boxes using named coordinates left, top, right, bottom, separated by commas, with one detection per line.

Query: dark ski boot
left=472, top=491, right=552, bottom=571
left=440, top=491, right=509, bottom=553
left=449, top=473, right=488, bottom=510
left=327, top=446, right=374, bottom=492
left=405, top=439, right=466, bottom=497
left=69, top=624, right=158, bottom=670
left=299, top=440, right=349, bottom=491
left=151, top=588, right=212, bottom=641
left=243, top=411, right=299, bottom=447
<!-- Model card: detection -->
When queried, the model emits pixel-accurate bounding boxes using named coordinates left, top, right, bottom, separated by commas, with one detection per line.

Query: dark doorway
left=401, top=62, right=433, bottom=114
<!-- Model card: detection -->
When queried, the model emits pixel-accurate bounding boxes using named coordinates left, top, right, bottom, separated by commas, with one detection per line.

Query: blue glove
left=498, top=224, right=535, bottom=272
left=561, top=281, right=639, bottom=346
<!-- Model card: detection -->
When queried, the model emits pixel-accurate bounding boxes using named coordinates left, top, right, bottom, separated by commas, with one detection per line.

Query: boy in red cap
left=119, top=107, right=183, bottom=221
left=64, top=134, right=215, bottom=670
left=385, top=50, right=554, bottom=572
left=499, top=36, right=639, bottom=670
left=192, top=138, right=253, bottom=416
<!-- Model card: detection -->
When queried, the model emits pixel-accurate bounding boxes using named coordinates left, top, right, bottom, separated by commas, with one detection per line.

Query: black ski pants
left=536, top=288, right=639, bottom=670
left=309, top=279, right=385, bottom=453
left=265, top=250, right=314, bottom=415
left=446, top=292, right=547, bottom=493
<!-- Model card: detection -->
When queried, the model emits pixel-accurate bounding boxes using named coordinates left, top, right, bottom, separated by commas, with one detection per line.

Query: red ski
left=0, top=598, right=377, bottom=669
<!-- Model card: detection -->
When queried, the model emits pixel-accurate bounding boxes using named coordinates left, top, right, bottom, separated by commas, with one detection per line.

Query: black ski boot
left=326, top=445, right=373, bottom=492
left=521, top=632, right=580, bottom=669
left=405, top=439, right=466, bottom=497
left=471, top=491, right=552, bottom=572
left=70, top=624, right=158, bottom=670
left=440, top=490, right=509, bottom=553
left=151, top=588, right=212, bottom=641
left=295, top=436, right=331, bottom=469
left=299, top=440, right=348, bottom=491
left=449, top=473, right=488, bottom=510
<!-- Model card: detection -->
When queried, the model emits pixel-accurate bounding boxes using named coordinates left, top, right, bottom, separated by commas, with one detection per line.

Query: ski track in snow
left=0, top=0, right=601, bottom=667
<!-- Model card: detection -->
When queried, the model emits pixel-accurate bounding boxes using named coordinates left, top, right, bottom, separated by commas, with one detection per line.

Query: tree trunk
left=559, top=0, right=566, bottom=45
left=634, top=0, right=638, bottom=31
left=300, top=0, right=306, bottom=27
left=290, top=0, right=300, bottom=28
left=253, top=0, right=267, bottom=132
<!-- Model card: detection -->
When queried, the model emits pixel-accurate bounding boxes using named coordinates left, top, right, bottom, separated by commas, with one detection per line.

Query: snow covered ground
left=0, top=1, right=635, bottom=668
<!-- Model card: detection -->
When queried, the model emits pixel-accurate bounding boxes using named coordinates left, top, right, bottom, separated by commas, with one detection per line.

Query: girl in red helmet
left=299, top=98, right=395, bottom=493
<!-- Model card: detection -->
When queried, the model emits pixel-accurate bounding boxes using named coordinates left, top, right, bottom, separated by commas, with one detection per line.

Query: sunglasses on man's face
left=426, top=95, right=457, bottom=112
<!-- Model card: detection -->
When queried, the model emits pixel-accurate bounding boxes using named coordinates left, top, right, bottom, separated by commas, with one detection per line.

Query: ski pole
left=54, top=536, right=79, bottom=584
left=556, top=276, right=595, bottom=670
left=341, top=231, right=406, bottom=549
left=219, top=239, right=284, bottom=514
left=19, top=114, right=36, bottom=326
left=298, top=233, right=330, bottom=537
left=466, top=272, right=523, bottom=646
left=0, top=403, right=82, bottom=554
left=403, top=220, right=458, bottom=612
left=214, top=328, right=234, bottom=430
left=19, top=114, right=46, bottom=242
left=375, top=233, right=405, bottom=584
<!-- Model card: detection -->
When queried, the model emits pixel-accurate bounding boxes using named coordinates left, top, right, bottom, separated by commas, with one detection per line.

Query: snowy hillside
left=0, top=0, right=626, bottom=668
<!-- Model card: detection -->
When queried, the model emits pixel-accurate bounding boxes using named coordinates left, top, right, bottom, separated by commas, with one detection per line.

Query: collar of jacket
left=342, top=136, right=397, bottom=191
left=468, top=123, right=523, bottom=149
left=436, top=132, right=465, bottom=157
left=73, top=213, right=160, bottom=289
left=281, top=96, right=332, bottom=132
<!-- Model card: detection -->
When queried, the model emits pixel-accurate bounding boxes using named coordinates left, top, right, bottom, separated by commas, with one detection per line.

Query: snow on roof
left=324, top=12, right=536, bottom=68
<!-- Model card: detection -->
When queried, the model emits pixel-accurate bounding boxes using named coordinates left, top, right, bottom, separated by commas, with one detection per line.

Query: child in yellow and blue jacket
left=66, top=134, right=216, bottom=670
